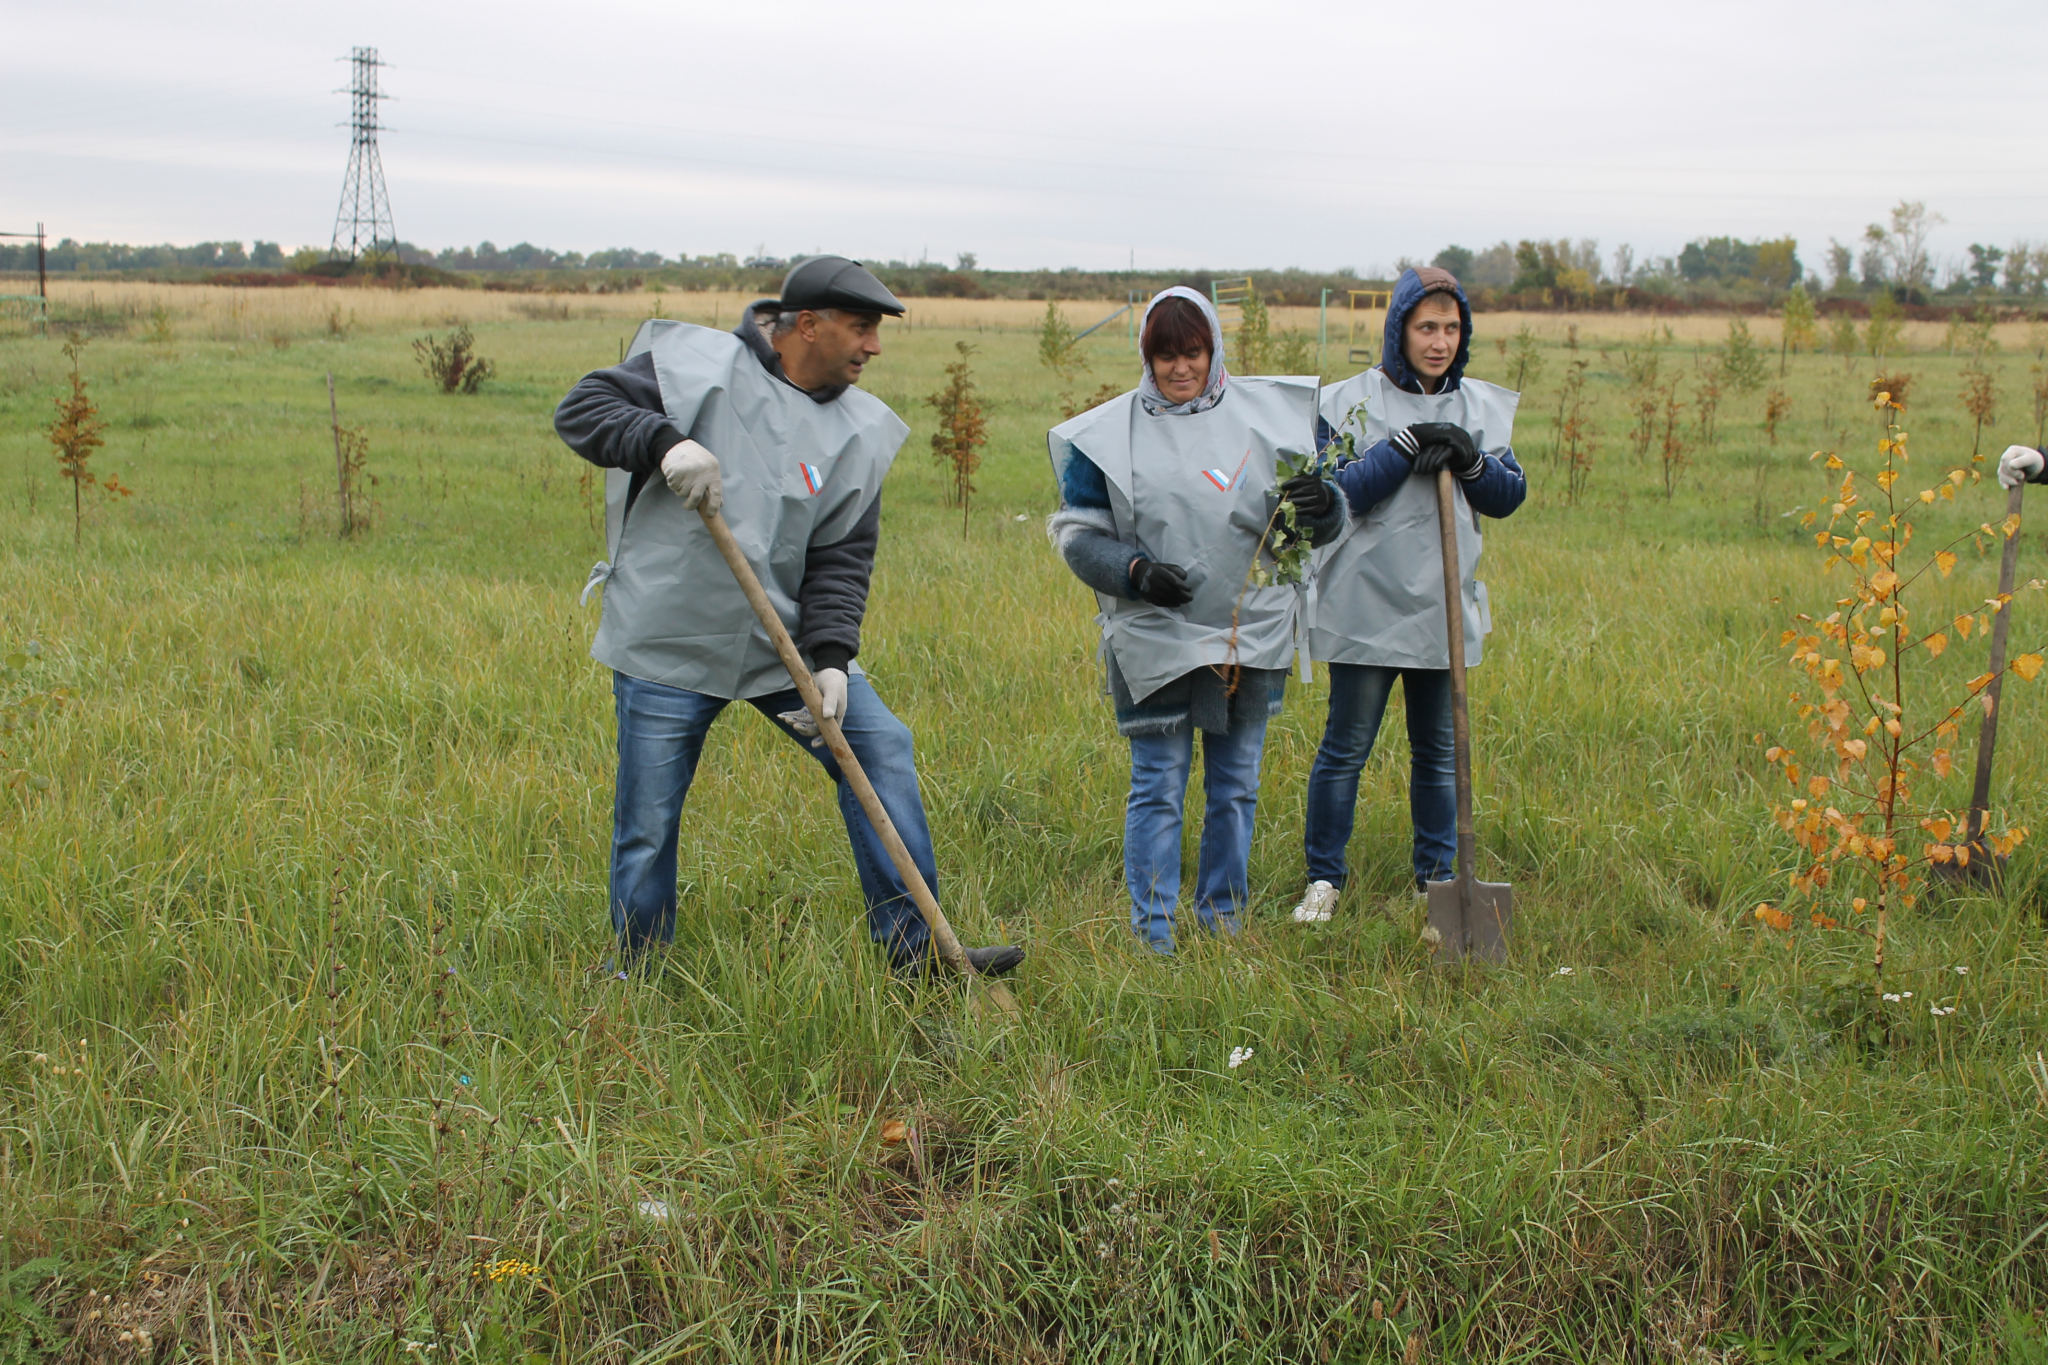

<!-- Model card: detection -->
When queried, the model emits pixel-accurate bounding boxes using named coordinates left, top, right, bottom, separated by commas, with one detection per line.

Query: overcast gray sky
left=5, top=0, right=2044, bottom=275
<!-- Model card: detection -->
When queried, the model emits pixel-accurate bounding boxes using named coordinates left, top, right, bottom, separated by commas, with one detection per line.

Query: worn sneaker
left=1292, top=880, right=1339, bottom=923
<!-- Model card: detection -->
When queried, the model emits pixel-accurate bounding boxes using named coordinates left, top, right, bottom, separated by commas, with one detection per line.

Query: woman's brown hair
left=1141, top=296, right=1212, bottom=364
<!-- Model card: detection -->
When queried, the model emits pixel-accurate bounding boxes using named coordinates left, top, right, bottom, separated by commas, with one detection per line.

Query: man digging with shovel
left=553, top=255, right=1025, bottom=984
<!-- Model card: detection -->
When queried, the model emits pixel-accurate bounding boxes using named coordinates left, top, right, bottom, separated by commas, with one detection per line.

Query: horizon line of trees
left=1423, top=202, right=2044, bottom=306
left=6, top=201, right=2043, bottom=309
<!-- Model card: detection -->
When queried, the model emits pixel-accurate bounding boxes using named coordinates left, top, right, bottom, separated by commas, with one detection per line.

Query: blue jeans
left=609, top=671, right=936, bottom=967
left=1125, top=715, right=1271, bottom=952
left=1303, top=663, right=1457, bottom=888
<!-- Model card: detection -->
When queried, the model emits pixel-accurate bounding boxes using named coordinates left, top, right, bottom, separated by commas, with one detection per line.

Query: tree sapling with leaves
left=47, top=335, right=133, bottom=547
left=926, top=341, right=987, bottom=534
left=1761, top=387, right=2040, bottom=1010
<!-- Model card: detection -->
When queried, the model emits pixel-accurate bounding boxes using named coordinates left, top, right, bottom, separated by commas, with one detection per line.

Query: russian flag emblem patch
left=1201, top=468, right=1232, bottom=491
left=799, top=463, right=824, bottom=495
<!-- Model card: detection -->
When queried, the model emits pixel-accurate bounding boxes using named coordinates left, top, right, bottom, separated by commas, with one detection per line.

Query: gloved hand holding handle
left=1408, top=422, right=1485, bottom=480
left=1999, top=444, right=2045, bottom=490
left=662, top=438, right=724, bottom=514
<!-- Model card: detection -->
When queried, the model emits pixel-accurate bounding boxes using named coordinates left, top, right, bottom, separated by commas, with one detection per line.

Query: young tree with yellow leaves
left=1759, top=388, right=2039, bottom=992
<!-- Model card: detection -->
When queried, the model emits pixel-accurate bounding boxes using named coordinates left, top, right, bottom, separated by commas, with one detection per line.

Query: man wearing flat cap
left=555, top=255, right=1024, bottom=980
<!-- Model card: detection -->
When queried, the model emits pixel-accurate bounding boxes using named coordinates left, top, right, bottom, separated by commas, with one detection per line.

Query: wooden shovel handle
left=697, top=507, right=1002, bottom=995
left=1435, top=469, right=1477, bottom=917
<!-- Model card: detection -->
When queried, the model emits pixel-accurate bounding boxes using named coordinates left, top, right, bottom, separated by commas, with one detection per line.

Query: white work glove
left=1998, top=444, right=2044, bottom=490
left=660, top=438, right=723, bottom=515
left=775, top=668, right=848, bottom=749
left=814, top=668, right=848, bottom=726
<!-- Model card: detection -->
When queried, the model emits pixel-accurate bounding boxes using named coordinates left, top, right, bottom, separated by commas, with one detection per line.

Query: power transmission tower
left=329, top=47, right=396, bottom=266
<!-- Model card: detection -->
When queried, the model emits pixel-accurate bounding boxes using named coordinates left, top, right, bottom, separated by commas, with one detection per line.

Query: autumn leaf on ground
left=879, top=1120, right=908, bottom=1144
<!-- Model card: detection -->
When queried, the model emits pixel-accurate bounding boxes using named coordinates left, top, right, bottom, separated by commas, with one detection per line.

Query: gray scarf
left=1137, top=286, right=1229, bottom=416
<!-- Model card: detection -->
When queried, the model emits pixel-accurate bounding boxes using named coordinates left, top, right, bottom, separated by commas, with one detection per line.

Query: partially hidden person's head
left=1138, top=286, right=1227, bottom=413
left=1381, top=266, right=1472, bottom=395
left=769, top=255, right=905, bottom=389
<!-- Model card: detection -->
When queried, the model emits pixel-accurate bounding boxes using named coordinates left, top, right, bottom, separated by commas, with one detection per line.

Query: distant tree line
left=0, top=239, right=288, bottom=272
left=1421, top=201, right=2047, bottom=311
left=10, top=202, right=2045, bottom=311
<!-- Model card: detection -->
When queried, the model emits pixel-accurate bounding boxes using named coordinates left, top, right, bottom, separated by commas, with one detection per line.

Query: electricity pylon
left=329, top=47, right=395, bottom=265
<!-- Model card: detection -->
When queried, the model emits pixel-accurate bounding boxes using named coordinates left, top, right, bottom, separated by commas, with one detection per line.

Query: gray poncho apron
left=1047, top=377, right=1319, bottom=704
left=586, top=320, right=907, bottom=698
left=1310, top=369, right=1518, bottom=669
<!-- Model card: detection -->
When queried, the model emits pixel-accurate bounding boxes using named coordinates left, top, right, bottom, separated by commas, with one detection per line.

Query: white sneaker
left=1292, top=880, right=1339, bottom=923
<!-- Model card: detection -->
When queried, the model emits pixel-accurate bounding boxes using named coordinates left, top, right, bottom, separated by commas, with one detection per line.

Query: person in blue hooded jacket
left=1290, top=267, right=1528, bottom=924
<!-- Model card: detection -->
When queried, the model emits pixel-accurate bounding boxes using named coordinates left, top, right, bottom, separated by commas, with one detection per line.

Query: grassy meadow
left=4, top=285, right=2048, bottom=1362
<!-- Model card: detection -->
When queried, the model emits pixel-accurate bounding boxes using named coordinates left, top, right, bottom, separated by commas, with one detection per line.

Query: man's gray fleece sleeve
left=553, top=353, right=684, bottom=472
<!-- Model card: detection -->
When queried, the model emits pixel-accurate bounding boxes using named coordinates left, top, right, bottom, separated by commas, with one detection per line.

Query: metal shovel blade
left=1424, top=879, right=1514, bottom=965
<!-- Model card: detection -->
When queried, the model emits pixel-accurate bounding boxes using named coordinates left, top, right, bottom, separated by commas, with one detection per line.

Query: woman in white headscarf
left=1045, top=287, right=1343, bottom=953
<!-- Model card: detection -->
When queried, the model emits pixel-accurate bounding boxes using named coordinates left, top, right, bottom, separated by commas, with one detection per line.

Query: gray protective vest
left=584, top=320, right=907, bottom=698
left=1047, top=377, right=1319, bottom=704
left=1309, top=369, right=1518, bottom=669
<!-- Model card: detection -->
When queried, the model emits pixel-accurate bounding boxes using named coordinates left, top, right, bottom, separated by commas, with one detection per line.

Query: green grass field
left=3, top=294, right=2048, bottom=1363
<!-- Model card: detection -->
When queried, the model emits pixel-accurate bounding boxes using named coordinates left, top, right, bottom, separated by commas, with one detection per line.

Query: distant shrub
left=413, top=325, right=494, bottom=394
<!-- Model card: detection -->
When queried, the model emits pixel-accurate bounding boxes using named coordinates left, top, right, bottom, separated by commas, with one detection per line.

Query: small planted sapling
left=47, top=335, right=132, bottom=547
left=1760, top=386, right=2042, bottom=996
left=1961, top=365, right=1999, bottom=460
left=1507, top=325, right=1544, bottom=393
left=1764, top=388, right=1793, bottom=445
left=926, top=342, right=987, bottom=534
left=1659, top=381, right=1688, bottom=499
left=1781, top=283, right=1818, bottom=374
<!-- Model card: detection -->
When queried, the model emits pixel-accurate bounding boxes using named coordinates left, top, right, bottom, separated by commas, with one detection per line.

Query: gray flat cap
left=779, top=256, right=905, bottom=317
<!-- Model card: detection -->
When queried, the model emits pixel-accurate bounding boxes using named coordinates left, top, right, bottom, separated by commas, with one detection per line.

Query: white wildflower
left=1883, top=993, right=1902, bottom=1002
left=1955, top=966, right=1970, bottom=975
left=1931, top=1006, right=1957, bottom=1017
left=1228, top=1046, right=1254, bottom=1070
left=1554, top=966, right=1574, bottom=977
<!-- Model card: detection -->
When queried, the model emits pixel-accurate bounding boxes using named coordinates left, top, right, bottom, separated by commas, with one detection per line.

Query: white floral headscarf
left=1137, top=286, right=1229, bottom=416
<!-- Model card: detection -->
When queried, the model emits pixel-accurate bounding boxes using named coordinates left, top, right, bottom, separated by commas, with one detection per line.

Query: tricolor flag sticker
left=799, top=463, right=825, bottom=495
left=1201, top=468, right=1233, bottom=491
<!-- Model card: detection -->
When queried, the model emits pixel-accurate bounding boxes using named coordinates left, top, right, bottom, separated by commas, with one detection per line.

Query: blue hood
left=1379, top=266, right=1473, bottom=394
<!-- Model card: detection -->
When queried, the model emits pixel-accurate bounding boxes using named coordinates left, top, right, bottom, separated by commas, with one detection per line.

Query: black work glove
left=1130, top=559, right=1193, bottom=608
left=1280, top=473, right=1334, bottom=519
left=1408, top=421, right=1485, bottom=480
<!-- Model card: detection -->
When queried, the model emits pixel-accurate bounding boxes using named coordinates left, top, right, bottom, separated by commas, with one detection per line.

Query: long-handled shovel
left=1423, top=467, right=1513, bottom=964
left=697, top=507, right=1019, bottom=1014
left=1952, top=480, right=2026, bottom=889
